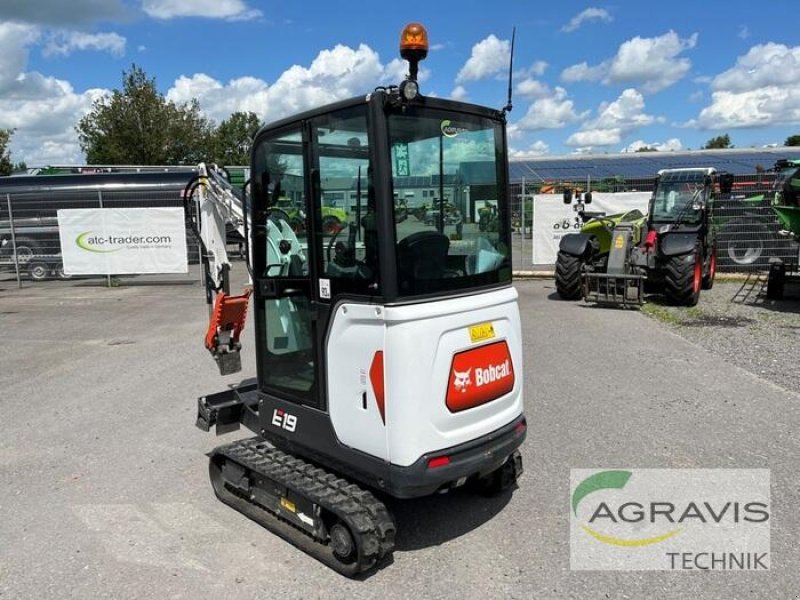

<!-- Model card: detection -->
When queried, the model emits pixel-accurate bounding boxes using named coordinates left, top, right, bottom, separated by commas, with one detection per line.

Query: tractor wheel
left=664, top=247, right=702, bottom=306
left=555, top=251, right=584, bottom=300
left=702, top=245, right=717, bottom=290
left=716, top=221, right=769, bottom=270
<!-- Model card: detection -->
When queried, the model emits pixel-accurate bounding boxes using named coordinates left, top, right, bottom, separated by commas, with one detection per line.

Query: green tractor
left=755, top=158, right=800, bottom=299
left=555, top=168, right=728, bottom=307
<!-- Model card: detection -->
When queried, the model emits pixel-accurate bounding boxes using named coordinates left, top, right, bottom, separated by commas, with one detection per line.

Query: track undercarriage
left=210, top=438, right=396, bottom=577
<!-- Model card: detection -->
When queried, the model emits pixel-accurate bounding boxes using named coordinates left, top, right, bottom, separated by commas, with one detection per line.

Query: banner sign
left=532, top=192, right=652, bottom=265
left=58, top=208, right=188, bottom=275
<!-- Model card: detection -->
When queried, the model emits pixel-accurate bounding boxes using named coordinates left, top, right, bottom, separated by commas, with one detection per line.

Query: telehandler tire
left=555, top=251, right=583, bottom=300
left=701, top=246, right=717, bottom=290
left=664, top=246, right=702, bottom=306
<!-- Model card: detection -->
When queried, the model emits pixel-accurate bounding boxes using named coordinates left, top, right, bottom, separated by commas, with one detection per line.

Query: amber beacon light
left=399, top=22, right=428, bottom=83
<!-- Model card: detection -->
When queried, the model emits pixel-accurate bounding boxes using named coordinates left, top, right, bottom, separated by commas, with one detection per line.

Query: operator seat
left=397, top=230, right=450, bottom=292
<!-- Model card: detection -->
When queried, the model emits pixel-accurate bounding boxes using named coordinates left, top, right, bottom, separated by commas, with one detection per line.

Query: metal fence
left=509, top=174, right=799, bottom=272
left=1, top=173, right=797, bottom=286
left=1, top=186, right=201, bottom=288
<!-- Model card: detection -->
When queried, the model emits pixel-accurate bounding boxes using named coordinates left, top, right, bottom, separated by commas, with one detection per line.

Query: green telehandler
left=555, top=168, right=730, bottom=307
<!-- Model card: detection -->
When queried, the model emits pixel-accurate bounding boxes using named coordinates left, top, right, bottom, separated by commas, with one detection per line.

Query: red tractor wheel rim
left=693, top=255, right=702, bottom=293
left=709, top=251, right=717, bottom=280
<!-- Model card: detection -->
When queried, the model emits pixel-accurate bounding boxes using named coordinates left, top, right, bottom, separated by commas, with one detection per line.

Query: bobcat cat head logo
left=453, top=368, right=472, bottom=392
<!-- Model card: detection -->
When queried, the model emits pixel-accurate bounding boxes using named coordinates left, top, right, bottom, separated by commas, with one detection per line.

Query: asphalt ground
left=1, top=277, right=799, bottom=599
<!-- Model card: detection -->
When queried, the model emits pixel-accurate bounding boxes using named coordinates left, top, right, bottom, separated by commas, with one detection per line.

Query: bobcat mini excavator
left=189, top=23, right=526, bottom=576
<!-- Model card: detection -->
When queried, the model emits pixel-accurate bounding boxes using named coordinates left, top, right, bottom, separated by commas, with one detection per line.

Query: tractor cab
left=648, top=168, right=717, bottom=233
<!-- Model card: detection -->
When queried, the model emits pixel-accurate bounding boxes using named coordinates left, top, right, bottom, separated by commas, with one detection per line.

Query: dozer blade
left=208, top=438, right=395, bottom=577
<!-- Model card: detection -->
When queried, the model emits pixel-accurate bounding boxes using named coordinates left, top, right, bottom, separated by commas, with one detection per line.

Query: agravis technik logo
left=570, top=469, right=770, bottom=571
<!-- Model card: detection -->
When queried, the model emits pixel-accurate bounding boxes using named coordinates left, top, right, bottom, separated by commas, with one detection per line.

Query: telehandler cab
left=188, top=23, right=525, bottom=576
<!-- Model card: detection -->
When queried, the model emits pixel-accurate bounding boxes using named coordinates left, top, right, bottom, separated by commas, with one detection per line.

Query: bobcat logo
left=453, top=368, right=472, bottom=393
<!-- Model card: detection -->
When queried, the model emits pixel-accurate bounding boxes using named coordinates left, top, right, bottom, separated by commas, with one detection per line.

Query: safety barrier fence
left=1, top=173, right=797, bottom=287
left=1, top=187, right=201, bottom=288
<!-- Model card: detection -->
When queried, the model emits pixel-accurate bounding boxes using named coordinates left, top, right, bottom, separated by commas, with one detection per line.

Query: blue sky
left=1, top=0, right=799, bottom=166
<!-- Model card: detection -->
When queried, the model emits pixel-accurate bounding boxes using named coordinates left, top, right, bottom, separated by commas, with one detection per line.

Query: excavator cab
left=246, top=84, right=517, bottom=410
left=195, top=23, right=525, bottom=577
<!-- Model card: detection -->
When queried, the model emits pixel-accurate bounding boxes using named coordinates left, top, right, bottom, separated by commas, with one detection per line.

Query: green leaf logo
left=76, top=232, right=120, bottom=253
left=572, top=470, right=631, bottom=516
left=572, top=470, right=681, bottom=547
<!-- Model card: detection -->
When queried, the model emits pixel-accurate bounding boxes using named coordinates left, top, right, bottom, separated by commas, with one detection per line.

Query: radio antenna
left=502, top=27, right=516, bottom=115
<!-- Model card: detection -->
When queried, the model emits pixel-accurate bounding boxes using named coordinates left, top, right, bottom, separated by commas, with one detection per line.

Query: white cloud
left=711, top=43, right=800, bottom=93
left=450, top=85, right=468, bottom=101
left=516, top=87, right=587, bottom=130
left=383, top=58, right=430, bottom=87
left=455, top=34, right=511, bottom=84
left=516, top=78, right=549, bottom=99
left=560, top=31, right=697, bottom=94
left=738, top=25, right=750, bottom=40
left=0, top=22, right=108, bottom=164
left=43, top=31, right=126, bottom=57
left=167, top=44, right=384, bottom=124
left=518, top=61, right=547, bottom=78
left=692, top=88, right=800, bottom=129
left=510, top=140, right=549, bottom=159
left=690, top=43, right=800, bottom=129
left=561, top=8, right=613, bottom=33
left=2, top=81, right=106, bottom=164
left=623, top=138, right=683, bottom=152
left=566, top=88, right=656, bottom=148
left=608, top=31, right=697, bottom=93
left=0, top=23, right=40, bottom=92
left=142, top=0, right=262, bottom=21
left=561, top=62, right=605, bottom=83
left=513, top=62, right=550, bottom=99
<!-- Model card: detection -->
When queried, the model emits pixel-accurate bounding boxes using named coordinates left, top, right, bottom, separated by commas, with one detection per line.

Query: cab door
left=251, top=125, right=319, bottom=408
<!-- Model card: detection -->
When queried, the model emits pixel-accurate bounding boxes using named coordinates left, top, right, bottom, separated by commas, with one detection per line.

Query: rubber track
left=555, top=252, right=583, bottom=299
left=209, top=438, right=395, bottom=577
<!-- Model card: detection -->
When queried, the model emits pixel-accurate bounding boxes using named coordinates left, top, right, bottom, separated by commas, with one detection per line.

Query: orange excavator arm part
left=205, top=288, right=253, bottom=357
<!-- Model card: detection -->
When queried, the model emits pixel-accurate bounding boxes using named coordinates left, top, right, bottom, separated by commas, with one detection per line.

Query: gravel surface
left=640, top=276, right=800, bottom=395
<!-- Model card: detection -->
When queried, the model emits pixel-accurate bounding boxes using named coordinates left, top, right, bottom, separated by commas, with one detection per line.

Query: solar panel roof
left=510, top=147, right=800, bottom=182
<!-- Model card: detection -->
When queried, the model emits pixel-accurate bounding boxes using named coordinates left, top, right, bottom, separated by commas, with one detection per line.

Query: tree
left=77, top=64, right=214, bottom=164
left=209, top=111, right=263, bottom=165
left=635, top=146, right=658, bottom=152
left=704, top=134, right=732, bottom=149
left=0, top=129, right=13, bottom=176
left=785, top=134, right=800, bottom=147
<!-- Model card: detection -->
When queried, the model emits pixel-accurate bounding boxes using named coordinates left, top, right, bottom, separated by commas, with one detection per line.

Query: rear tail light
left=427, top=456, right=451, bottom=469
